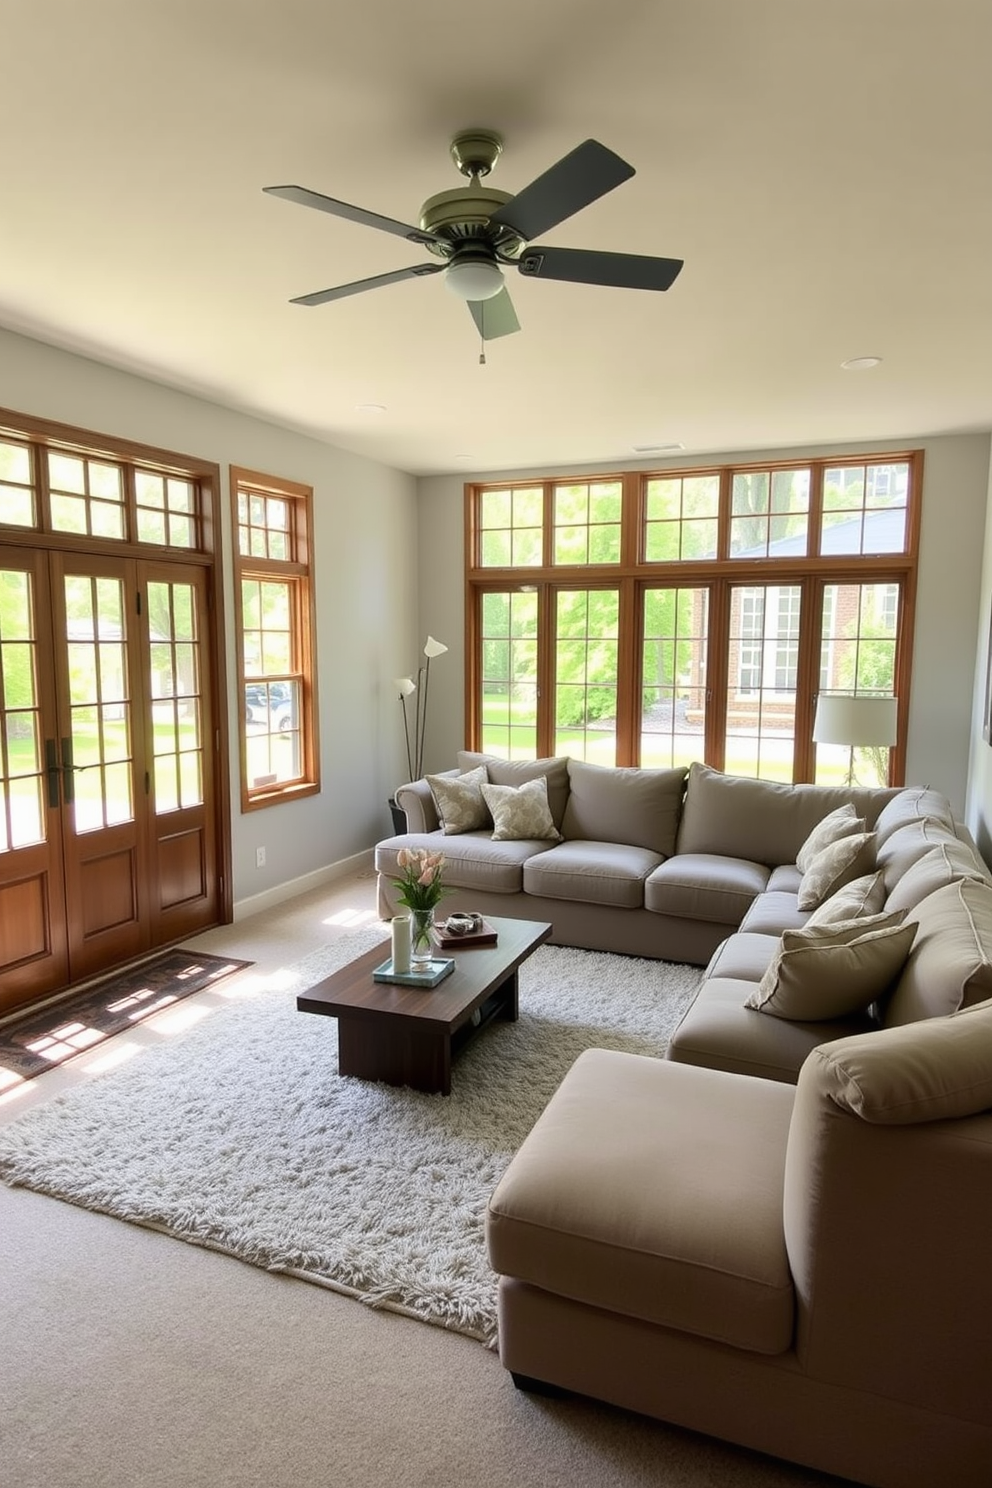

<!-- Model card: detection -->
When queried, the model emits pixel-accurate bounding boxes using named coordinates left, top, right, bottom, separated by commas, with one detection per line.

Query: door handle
left=61, top=736, right=75, bottom=805
left=44, top=738, right=60, bottom=808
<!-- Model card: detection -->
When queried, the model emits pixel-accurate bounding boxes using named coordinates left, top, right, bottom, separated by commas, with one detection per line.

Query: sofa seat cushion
left=560, top=758, right=687, bottom=856
left=705, top=932, right=782, bottom=983
left=522, top=840, right=662, bottom=908
left=766, top=864, right=802, bottom=894
left=645, top=853, right=770, bottom=925
left=487, top=1048, right=797, bottom=1354
left=738, top=891, right=808, bottom=936
left=666, top=976, right=876, bottom=1084
left=375, top=831, right=553, bottom=895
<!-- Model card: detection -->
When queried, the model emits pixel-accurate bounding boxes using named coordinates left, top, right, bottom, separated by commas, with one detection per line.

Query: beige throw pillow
left=426, top=766, right=489, bottom=834
left=481, top=777, right=561, bottom=842
left=805, top=871, right=887, bottom=927
left=797, top=832, right=877, bottom=910
left=745, top=913, right=915, bottom=1021
left=796, top=803, right=862, bottom=874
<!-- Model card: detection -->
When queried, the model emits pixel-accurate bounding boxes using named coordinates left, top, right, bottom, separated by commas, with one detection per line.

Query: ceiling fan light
left=444, top=257, right=505, bottom=302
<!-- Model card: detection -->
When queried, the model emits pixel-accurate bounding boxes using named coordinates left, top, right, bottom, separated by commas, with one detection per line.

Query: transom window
left=465, top=454, right=920, bottom=785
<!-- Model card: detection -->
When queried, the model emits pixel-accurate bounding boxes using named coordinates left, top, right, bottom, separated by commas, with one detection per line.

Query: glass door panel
left=726, top=584, right=802, bottom=781
left=480, top=590, right=539, bottom=758
left=555, top=589, right=619, bottom=763
left=641, top=587, right=709, bottom=767
left=815, top=581, right=899, bottom=786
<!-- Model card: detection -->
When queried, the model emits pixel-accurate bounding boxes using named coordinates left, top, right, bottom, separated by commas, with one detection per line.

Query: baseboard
left=233, top=849, right=375, bottom=921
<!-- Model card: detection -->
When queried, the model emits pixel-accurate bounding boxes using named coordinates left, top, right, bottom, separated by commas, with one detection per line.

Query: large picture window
left=465, top=453, right=921, bottom=786
left=231, top=468, right=319, bottom=810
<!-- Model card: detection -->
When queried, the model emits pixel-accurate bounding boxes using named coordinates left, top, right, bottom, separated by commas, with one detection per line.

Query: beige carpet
left=0, top=873, right=850, bottom=1488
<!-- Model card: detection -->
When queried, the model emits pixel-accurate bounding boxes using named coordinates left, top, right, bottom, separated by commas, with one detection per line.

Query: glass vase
left=410, top=907, right=435, bottom=968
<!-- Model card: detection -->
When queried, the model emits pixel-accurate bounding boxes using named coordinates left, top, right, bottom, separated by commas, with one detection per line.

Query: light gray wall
left=0, top=328, right=418, bottom=908
left=418, top=432, right=992, bottom=816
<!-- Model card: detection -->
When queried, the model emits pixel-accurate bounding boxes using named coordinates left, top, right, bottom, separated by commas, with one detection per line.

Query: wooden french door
left=0, top=545, right=219, bottom=1014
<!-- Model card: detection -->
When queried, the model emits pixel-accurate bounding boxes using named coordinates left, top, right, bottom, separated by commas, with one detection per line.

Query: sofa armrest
left=394, top=774, right=454, bottom=834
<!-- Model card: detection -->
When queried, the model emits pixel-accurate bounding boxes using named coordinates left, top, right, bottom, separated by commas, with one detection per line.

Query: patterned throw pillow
left=481, top=777, right=561, bottom=842
left=745, top=912, right=914, bottom=1021
left=426, top=766, right=489, bottom=835
left=796, top=804, right=863, bottom=874
left=804, top=870, right=887, bottom=927
left=797, top=832, right=877, bottom=910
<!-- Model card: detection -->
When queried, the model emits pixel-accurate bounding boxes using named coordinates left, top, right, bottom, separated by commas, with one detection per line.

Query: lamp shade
left=812, top=695, right=898, bottom=747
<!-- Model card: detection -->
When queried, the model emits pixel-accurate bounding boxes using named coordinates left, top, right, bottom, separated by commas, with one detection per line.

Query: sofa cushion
left=804, top=870, right=887, bottom=926
left=796, top=832, right=877, bottom=910
left=426, top=765, right=489, bottom=834
left=738, top=891, right=810, bottom=937
left=675, top=762, right=894, bottom=868
left=667, top=975, right=876, bottom=1083
left=795, top=803, right=862, bottom=873
left=375, top=831, right=553, bottom=895
left=884, top=840, right=988, bottom=915
left=872, top=785, right=956, bottom=847
left=645, top=854, right=770, bottom=926
left=810, top=997, right=992, bottom=1124
left=766, top=864, right=802, bottom=894
left=522, top=840, right=662, bottom=909
left=705, top=932, right=783, bottom=984
left=560, top=758, right=686, bottom=856
left=883, top=878, right=992, bottom=1027
left=481, top=777, right=561, bottom=842
left=745, top=916, right=915, bottom=1022
left=876, top=818, right=962, bottom=893
left=458, top=752, right=570, bottom=829
left=487, top=1048, right=797, bottom=1354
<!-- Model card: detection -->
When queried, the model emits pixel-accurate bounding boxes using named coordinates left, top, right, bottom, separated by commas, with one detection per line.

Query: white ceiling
left=2, top=1, right=992, bottom=477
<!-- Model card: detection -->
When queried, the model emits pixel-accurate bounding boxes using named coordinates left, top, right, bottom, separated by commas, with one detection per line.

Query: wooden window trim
left=465, top=451, right=922, bottom=784
left=231, top=466, right=320, bottom=812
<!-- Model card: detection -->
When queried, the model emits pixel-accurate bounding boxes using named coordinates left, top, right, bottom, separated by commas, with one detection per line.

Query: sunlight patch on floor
left=146, top=1002, right=211, bottom=1037
left=324, top=907, right=380, bottom=927
left=79, top=1040, right=144, bottom=1075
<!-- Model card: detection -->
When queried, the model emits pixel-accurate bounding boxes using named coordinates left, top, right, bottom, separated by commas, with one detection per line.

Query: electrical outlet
left=255, top=846, right=266, bottom=868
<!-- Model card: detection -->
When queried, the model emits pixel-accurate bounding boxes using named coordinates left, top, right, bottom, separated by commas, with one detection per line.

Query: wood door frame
left=0, top=405, right=232, bottom=1008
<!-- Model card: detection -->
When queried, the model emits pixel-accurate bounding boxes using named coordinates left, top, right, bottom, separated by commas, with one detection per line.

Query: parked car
left=245, top=682, right=295, bottom=731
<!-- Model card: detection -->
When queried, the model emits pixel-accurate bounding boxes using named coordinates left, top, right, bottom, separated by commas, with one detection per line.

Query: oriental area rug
left=0, top=949, right=252, bottom=1085
left=0, top=929, right=701, bottom=1346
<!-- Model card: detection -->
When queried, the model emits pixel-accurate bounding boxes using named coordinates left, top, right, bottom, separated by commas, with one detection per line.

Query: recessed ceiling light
left=840, top=357, right=882, bottom=371
left=632, top=442, right=684, bottom=453
left=355, top=402, right=387, bottom=413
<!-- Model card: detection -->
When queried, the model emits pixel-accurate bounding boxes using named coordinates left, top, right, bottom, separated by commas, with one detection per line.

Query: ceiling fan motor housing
left=419, top=185, right=523, bottom=260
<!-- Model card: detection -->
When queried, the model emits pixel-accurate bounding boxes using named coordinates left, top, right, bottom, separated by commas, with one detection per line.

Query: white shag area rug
left=0, top=929, right=702, bottom=1346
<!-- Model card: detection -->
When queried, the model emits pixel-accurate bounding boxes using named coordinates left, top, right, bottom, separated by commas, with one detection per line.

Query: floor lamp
left=812, top=695, right=898, bottom=786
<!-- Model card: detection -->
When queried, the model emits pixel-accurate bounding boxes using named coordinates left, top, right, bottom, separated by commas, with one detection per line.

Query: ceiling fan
left=263, top=130, right=683, bottom=343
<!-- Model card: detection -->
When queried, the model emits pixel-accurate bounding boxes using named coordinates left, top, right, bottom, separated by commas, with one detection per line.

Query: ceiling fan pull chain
left=479, top=332, right=486, bottom=366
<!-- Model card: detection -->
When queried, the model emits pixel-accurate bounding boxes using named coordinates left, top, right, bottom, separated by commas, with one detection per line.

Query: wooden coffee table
left=297, top=915, right=552, bottom=1095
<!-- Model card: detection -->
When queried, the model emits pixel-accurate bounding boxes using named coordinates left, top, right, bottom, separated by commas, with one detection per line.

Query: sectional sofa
left=378, top=755, right=992, bottom=1486
left=376, top=754, right=903, bottom=964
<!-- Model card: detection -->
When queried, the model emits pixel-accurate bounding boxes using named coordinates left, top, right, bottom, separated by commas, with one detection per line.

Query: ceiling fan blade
left=290, top=263, right=444, bottom=307
left=467, top=288, right=521, bottom=341
left=488, top=140, right=635, bottom=242
left=264, top=184, right=441, bottom=247
left=518, top=246, right=683, bottom=292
